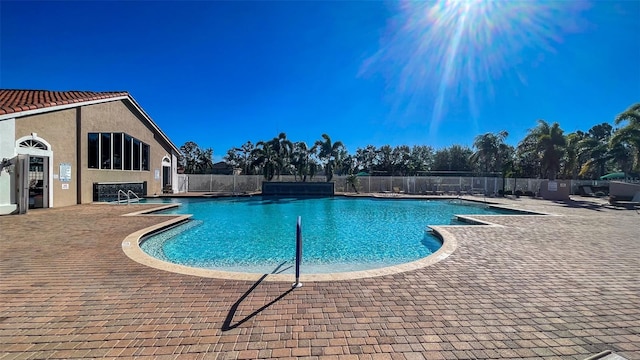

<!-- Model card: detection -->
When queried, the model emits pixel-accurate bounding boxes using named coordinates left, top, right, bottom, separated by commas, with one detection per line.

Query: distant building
left=211, top=161, right=234, bottom=175
left=0, top=90, right=181, bottom=215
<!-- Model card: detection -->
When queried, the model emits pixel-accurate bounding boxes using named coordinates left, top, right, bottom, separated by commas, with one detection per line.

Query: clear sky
left=1, top=1, right=639, bottom=161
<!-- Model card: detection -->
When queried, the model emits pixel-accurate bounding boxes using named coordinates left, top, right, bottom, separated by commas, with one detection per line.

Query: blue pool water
left=140, top=197, right=515, bottom=274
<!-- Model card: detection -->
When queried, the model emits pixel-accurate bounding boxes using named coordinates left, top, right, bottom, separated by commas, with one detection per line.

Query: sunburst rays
left=362, top=0, right=588, bottom=136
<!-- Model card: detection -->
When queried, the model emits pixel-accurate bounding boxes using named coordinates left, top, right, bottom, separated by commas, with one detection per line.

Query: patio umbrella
left=599, top=172, right=626, bottom=180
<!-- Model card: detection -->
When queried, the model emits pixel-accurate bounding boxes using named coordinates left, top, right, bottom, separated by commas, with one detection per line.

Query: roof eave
left=0, top=96, right=129, bottom=121
left=124, top=94, right=182, bottom=155
left=0, top=94, right=182, bottom=155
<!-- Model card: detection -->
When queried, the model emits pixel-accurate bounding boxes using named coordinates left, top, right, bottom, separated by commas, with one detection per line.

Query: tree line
left=179, top=103, right=640, bottom=181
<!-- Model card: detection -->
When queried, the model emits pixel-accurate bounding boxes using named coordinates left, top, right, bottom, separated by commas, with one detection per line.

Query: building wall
left=79, top=100, right=175, bottom=203
left=0, top=118, right=17, bottom=213
left=11, top=99, right=177, bottom=207
left=15, top=109, right=77, bottom=207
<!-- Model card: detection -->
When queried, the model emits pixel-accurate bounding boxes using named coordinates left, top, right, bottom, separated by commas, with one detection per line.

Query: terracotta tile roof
left=0, top=89, right=128, bottom=116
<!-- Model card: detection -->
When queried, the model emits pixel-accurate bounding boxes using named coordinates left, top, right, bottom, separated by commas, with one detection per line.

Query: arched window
left=16, top=135, right=52, bottom=157
left=19, top=139, right=48, bottom=150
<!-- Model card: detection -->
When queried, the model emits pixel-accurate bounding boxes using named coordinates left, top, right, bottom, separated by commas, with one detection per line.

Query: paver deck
left=1, top=196, right=639, bottom=359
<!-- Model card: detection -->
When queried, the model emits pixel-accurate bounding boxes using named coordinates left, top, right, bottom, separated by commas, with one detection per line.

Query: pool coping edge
left=120, top=204, right=460, bottom=282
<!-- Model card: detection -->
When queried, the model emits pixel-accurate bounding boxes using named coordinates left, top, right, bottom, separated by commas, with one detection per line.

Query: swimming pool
left=139, top=197, right=517, bottom=274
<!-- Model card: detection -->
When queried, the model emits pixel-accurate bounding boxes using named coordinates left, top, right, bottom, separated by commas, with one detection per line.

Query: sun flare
left=362, top=0, right=588, bottom=136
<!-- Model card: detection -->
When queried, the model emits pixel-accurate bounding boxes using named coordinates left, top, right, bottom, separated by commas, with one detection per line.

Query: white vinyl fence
left=176, top=174, right=189, bottom=193
left=176, top=174, right=612, bottom=196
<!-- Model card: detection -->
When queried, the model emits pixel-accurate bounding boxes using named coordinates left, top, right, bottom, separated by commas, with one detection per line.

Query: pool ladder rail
left=116, top=190, right=141, bottom=205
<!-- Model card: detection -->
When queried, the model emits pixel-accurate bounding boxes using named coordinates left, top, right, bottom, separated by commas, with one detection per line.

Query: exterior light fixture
left=1, top=158, right=15, bottom=174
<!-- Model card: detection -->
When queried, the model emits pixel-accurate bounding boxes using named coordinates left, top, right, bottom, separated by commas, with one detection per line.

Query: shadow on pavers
left=222, top=262, right=294, bottom=331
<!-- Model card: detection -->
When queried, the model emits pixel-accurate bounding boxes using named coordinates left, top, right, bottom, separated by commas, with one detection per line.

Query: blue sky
left=1, top=1, right=639, bottom=161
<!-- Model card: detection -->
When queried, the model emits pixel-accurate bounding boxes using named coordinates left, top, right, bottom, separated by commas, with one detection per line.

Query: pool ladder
left=117, top=190, right=141, bottom=205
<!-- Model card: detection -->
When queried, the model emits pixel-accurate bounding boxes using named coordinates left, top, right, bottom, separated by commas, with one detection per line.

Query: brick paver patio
left=1, top=196, right=639, bottom=359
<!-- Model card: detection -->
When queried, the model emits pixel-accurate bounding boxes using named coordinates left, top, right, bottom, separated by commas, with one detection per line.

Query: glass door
left=162, top=166, right=171, bottom=188
left=28, top=156, right=48, bottom=208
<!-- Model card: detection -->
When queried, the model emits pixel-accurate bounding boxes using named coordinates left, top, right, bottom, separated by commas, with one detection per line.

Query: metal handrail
left=127, top=190, right=140, bottom=203
left=117, top=190, right=128, bottom=204
left=115, top=190, right=140, bottom=205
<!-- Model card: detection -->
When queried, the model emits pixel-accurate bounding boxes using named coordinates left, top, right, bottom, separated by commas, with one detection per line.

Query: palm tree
left=563, top=131, right=585, bottom=179
left=251, top=141, right=282, bottom=181
left=578, top=141, right=609, bottom=179
left=224, top=141, right=257, bottom=175
left=346, top=174, right=360, bottom=193
left=516, top=131, right=540, bottom=178
left=519, top=120, right=566, bottom=180
left=610, top=103, right=640, bottom=172
left=267, top=133, right=293, bottom=179
left=608, top=140, right=634, bottom=176
left=195, top=147, right=214, bottom=174
left=315, top=134, right=345, bottom=182
left=237, top=141, right=256, bottom=175
left=576, top=124, right=613, bottom=178
left=291, top=141, right=318, bottom=182
left=471, top=131, right=508, bottom=175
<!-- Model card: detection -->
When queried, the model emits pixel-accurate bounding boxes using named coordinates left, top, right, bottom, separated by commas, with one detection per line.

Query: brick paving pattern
left=1, top=197, right=639, bottom=359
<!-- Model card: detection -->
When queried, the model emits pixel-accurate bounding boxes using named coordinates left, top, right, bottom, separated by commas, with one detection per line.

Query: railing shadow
left=222, top=262, right=294, bottom=331
left=552, top=199, right=608, bottom=212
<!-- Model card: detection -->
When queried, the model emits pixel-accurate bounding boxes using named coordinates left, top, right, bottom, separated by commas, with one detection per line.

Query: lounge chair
left=631, top=192, right=640, bottom=209
left=582, top=186, right=595, bottom=197
left=609, top=191, right=640, bottom=212
left=629, top=192, right=640, bottom=214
